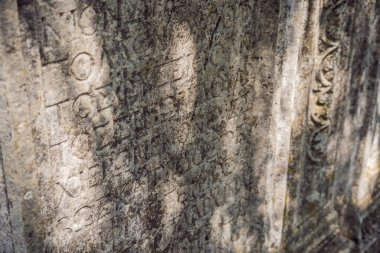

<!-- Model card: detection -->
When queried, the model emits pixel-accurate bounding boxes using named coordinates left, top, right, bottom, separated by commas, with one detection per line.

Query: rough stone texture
left=0, top=0, right=379, bottom=252
left=0, top=145, right=13, bottom=252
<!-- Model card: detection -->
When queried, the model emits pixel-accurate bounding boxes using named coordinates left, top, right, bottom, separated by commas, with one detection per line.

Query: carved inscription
left=13, top=0, right=276, bottom=252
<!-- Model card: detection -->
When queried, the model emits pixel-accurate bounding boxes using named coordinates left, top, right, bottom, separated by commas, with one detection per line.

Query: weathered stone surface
left=0, top=0, right=379, bottom=252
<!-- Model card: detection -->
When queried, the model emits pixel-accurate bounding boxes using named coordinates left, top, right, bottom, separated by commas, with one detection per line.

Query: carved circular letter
left=73, top=206, right=93, bottom=231
left=177, top=123, right=189, bottom=143
left=79, top=6, right=98, bottom=35
left=71, top=53, right=94, bottom=81
left=72, top=133, right=91, bottom=159
left=65, top=176, right=81, bottom=198
left=73, top=95, right=94, bottom=118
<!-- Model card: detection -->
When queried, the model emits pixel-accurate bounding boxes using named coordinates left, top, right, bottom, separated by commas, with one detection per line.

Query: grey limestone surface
left=0, top=0, right=379, bottom=252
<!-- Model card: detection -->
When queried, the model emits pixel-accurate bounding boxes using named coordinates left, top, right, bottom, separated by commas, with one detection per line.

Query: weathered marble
left=0, top=0, right=379, bottom=252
